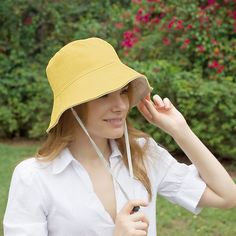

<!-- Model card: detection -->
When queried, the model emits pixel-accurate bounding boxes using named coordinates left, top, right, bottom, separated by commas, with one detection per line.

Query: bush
left=0, top=0, right=235, bottom=160
left=0, top=0, right=126, bottom=138
left=128, top=60, right=236, bottom=159
left=115, top=0, right=236, bottom=80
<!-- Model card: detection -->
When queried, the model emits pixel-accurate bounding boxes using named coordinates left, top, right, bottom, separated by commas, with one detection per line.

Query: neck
left=68, top=126, right=111, bottom=163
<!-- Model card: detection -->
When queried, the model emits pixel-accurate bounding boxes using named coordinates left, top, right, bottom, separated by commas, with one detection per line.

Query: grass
left=1, top=142, right=236, bottom=236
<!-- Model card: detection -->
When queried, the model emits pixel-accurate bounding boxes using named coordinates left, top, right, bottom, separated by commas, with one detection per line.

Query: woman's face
left=85, top=85, right=130, bottom=140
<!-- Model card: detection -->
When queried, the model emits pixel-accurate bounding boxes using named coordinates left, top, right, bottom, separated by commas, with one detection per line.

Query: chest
left=84, top=164, right=117, bottom=223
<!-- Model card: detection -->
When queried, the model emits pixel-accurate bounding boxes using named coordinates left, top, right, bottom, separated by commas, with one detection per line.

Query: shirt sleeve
left=3, top=160, right=48, bottom=236
left=145, top=138, right=206, bottom=215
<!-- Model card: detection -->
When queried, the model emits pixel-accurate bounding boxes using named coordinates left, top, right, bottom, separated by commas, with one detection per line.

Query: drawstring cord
left=71, top=108, right=135, bottom=202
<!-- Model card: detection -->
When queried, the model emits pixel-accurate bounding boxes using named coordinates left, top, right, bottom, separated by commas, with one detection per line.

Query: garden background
left=0, top=0, right=236, bottom=235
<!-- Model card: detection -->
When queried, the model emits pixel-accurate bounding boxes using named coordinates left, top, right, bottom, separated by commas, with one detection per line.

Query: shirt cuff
left=175, top=164, right=206, bottom=214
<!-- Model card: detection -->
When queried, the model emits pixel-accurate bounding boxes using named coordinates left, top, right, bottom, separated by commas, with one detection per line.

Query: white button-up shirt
left=4, top=138, right=206, bottom=236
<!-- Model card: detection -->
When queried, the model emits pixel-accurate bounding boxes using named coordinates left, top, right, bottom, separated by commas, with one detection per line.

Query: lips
left=104, top=118, right=123, bottom=127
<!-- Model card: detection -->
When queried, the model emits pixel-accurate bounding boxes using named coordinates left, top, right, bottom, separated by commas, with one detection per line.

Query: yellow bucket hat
left=46, top=37, right=152, bottom=133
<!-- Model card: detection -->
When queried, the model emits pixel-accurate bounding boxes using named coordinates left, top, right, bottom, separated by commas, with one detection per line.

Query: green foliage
left=128, top=60, right=236, bottom=159
left=0, top=0, right=126, bottom=138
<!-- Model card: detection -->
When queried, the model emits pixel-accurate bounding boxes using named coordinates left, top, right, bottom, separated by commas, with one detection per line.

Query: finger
left=144, top=93, right=151, bottom=101
left=163, top=97, right=172, bottom=110
left=120, top=200, right=148, bottom=214
left=130, top=212, right=149, bottom=225
left=137, top=101, right=153, bottom=120
left=134, top=221, right=149, bottom=231
left=134, top=230, right=147, bottom=236
left=153, top=95, right=164, bottom=108
left=143, top=98, right=159, bottom=116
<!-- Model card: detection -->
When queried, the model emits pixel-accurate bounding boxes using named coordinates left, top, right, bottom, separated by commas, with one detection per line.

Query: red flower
left=217, top=65, right=224, bottom=74
left=208, top=60, right=219, bottom=68
left=187, top=24, right=193, bottom=30
left=184, top=38, right=191, bottom=45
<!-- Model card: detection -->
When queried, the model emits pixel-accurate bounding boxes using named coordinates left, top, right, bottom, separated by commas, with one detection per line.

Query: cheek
left=125, top=98, right=130, bottom=112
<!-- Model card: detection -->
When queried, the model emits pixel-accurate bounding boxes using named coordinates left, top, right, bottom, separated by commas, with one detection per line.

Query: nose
left=110, top=93, right=127, bottom=112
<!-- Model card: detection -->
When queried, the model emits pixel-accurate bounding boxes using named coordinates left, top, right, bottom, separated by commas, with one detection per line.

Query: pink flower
left=233, top=11, right=236, bottom=20
left=121, top=39, right=136, bottom=48
left=142, top=13, right=151, bottom=23
left=180, top=44, right=187, bottom=50
left=122, top=30, right=139, bottom=48
left=167, top=17, right=176, bottom=29
left=197, top=45, right=205, bottom=52
left=208, top=0, right=216, bottom=5
left=163, top=37, right=171, bottom=45
left=124, top=31, right=135, bottom=39
left=211, top=39, right=218, bottom=45
left=167, top=19, right=175, bottom=29
left=175, top=20, right=183, bottom=29
left=133, top=26, right=140, bottom=33
left=151, top=16, right=160, bottom=24
left=135, top=8, right=145, bottom=22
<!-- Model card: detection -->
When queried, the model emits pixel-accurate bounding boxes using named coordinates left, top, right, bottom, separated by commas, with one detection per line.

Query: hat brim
left=46, top=61, right=152, bottom=133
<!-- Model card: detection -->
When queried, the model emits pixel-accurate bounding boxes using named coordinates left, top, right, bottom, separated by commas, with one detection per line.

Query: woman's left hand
left=137, top=94, right=188, bottom=137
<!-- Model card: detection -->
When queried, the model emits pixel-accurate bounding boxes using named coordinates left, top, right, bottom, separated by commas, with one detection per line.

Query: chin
left=107, top=131, right=124, bottom=139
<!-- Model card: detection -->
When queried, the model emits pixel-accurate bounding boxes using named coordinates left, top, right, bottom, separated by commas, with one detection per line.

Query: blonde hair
left=37, top=89, right=152, bottom=201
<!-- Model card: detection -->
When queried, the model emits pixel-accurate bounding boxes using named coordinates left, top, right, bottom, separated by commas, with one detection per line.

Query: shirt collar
left=52, top=148, right=74, bottom=175
left=52, top=139, right=122, bottom=175
left=109, top=139, right=122, bottom=159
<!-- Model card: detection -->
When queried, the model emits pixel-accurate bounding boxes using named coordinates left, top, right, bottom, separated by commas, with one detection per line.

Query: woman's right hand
left=113, top=199, right=149, bottom=236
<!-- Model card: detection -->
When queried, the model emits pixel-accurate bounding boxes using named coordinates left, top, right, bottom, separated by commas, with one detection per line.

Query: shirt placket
left=72, top=159, right=115, bottom=225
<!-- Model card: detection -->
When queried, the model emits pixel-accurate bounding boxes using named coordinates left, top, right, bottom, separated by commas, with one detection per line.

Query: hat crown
left=46, top=38, right=120, bottom=97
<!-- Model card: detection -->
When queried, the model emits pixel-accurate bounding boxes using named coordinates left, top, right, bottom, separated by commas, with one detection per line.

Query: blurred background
left=0, top=0, right=236, bottom=235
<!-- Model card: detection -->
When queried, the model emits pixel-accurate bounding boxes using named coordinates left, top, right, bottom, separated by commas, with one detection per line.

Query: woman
left=4, top=37, right=236, bottom=236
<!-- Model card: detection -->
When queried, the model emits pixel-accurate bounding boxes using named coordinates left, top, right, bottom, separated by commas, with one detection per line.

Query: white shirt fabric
left=4, top=138, right=206, bottom=236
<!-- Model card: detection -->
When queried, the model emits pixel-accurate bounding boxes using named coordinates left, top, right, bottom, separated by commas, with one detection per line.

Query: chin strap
left=70, top=108, right=135, bottom=198
left=124, top=122, right=134, bottom=179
